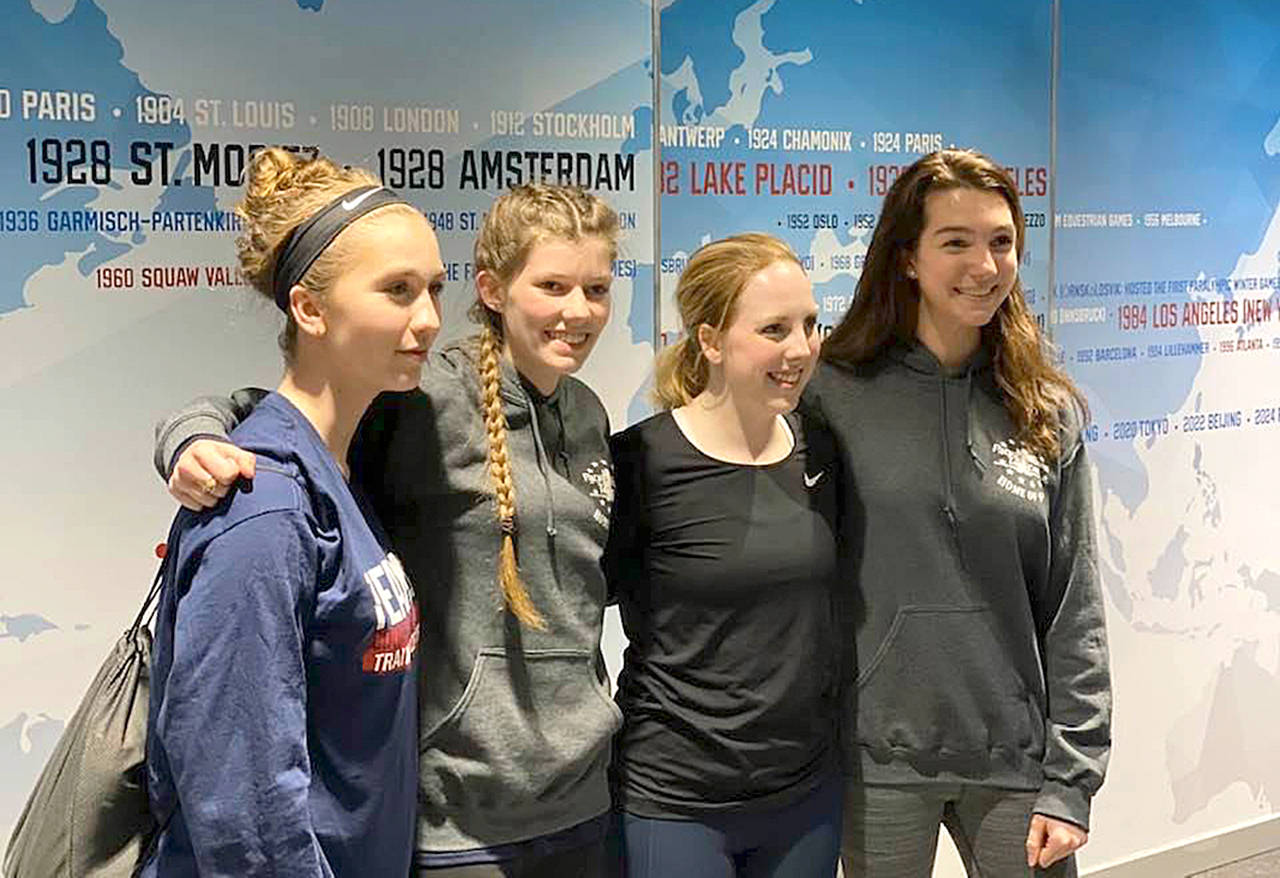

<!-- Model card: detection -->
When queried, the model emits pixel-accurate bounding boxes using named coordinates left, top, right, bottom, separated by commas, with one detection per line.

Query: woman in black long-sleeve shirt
left=606, top=233, right=842, bottom=878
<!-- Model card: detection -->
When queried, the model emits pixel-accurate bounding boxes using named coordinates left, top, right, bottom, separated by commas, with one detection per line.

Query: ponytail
left=651, top=335, right=710, bottom=409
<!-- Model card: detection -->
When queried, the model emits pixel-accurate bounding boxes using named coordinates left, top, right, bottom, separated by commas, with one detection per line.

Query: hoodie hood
left=884, top=339, right=996, bottom=551
left=435, top=339, right=562, bottom=539
left=884, top=336, right=993, bottom=378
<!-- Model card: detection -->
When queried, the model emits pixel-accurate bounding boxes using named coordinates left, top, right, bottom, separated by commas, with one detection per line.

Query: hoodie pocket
left=854, top=606, right=1038, bottom=760
left=419, top=647, right=623, bottom=819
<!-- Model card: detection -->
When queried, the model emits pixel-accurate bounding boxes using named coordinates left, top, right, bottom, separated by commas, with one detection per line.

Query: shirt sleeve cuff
left=157, top=425, right=235, bottom=480
left=1034, top=780, right=1092, bottom=831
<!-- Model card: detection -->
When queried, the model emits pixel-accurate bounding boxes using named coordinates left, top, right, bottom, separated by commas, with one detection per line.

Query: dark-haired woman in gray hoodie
left=803, top=149, right=1112, bottom=878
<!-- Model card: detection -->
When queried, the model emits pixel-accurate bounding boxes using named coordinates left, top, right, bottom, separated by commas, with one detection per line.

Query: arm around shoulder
left=153, top=387, right=268, bottom=480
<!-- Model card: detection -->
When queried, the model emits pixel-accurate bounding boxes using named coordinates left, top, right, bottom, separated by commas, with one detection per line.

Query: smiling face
left=478, top=236, right=613, bottom=395
left=907, top=186, right=1018, bottom=358
left=311, top=209, right=445, bottom=393
left=700, top=259, right=819, bottom=415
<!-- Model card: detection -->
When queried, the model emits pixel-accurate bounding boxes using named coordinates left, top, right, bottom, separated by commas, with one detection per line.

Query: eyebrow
left=932, top=224, right=1016, bottom=236
left=758, top=309, right=819, bottom=322
left=377, top=265, right=446, bottom=284
left=535, top=271, right=613, bottom=283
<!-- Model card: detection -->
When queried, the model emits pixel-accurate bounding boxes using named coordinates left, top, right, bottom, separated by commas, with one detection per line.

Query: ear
left=901, top=250, right=918, bottom=280
left=476, top=270, right=505, bottom=314
left=289, top=284, right=327, bottom=339
left=696, top=322, right=723, bottom=366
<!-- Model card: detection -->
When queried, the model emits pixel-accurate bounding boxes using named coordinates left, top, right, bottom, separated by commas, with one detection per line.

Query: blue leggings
left=617, top=776, right=842, bottom=878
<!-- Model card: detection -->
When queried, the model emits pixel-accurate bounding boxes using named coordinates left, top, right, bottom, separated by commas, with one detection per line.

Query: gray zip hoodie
left=801, top=340, right=1111, bottom=830
left=153, top=341, right=621, bottom=854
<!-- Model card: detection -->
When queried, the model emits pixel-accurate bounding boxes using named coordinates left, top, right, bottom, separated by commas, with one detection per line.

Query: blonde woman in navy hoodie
left=803, top=149, right=1112, bottom=877
left=143, top=148, right=443, bottom=876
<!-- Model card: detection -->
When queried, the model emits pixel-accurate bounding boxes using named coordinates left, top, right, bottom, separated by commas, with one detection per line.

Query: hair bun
left=233, top=148, right=381, bottom=302
left=241, top=147, right=305, bottom=213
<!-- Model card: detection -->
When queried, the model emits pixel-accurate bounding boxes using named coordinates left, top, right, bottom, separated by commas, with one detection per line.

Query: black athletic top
left=606, top=410, right=841, bottom=817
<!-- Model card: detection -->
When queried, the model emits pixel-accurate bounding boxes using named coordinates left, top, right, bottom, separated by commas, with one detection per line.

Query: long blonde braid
left=477, top=324, right=545, bottom=630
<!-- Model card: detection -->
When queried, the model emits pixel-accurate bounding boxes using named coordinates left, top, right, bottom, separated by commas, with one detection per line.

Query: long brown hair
left=653, top=233, right=802, bottom=409
left=823, top=148, right=1086, bottom=460
left=470, top=184, right=620, bottom=629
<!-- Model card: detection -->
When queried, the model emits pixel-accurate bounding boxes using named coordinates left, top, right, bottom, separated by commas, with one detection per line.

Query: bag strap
left=130, top=515, right=185, bottom=638
left=130, top=530, right=181, bottom=875
left=129, top=562, right=167, bottom=638
left=131, top=804, right=176, bottom=877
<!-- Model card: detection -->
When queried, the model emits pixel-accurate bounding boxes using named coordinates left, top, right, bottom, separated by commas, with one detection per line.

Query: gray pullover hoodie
left=801, top=340, right=1111, bottom=830
left=153, top=341, right=620, bottom=854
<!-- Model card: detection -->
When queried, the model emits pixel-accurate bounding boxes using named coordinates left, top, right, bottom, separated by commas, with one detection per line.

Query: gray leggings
left=841, top=784, right=1078, bottom=877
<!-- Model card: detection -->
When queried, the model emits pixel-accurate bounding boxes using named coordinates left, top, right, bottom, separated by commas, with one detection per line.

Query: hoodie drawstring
left=964, top=369, right=984, bottom=474
left=938, top=376, right=960, bottom=545
left=517, top=381, right=559, bottom=539
left=941, top=368, right=985, bottom=568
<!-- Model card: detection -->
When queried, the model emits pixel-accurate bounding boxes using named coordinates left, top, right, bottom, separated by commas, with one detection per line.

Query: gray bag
left=3, top=562, right=167, bottom=877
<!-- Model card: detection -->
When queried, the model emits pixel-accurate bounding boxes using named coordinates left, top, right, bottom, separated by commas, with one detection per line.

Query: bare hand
left=168, top=440, right=256, bottom=511
left=1026, top=813, right=1087, bottom=869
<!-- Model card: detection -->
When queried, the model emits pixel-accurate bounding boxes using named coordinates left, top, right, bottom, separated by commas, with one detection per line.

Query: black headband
left=271, top=185, right=410, bottom=312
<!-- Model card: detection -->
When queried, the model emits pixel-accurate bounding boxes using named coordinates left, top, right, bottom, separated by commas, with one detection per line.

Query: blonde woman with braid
left=154, top=184, right=624, bottom=876
left=606, top=234, right=843, bottom=877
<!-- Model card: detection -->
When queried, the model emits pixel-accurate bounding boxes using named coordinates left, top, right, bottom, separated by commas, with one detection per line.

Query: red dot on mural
left=846, top=180, right=855, bottom=190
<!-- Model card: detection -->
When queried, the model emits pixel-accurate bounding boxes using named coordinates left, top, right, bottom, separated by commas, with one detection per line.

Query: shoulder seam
left=202, top=504, right=309, bottom=548
left=203, top=467, right=307, bottom=532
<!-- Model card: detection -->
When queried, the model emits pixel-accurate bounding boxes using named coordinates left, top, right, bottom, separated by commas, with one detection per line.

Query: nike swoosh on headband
left=341, top=187, right=384, bottom=211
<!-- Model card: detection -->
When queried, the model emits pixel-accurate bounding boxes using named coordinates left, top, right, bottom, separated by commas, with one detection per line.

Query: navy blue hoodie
left=143, top=393, right=420, bottom=876
left=152, top=343, right=619, bottom=860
